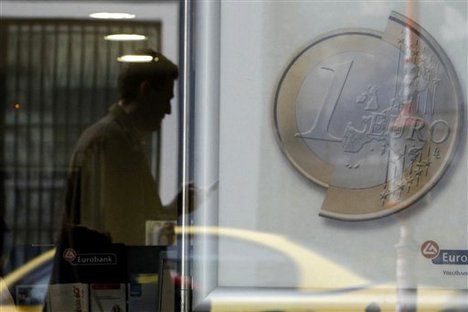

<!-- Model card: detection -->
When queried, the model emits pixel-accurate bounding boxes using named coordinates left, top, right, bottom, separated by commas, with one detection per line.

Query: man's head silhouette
left=118, top=49, right=178, bottom=131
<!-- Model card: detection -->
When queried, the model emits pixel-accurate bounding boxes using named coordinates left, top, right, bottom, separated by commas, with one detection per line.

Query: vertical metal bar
left=24, top=23, right=33, bottom=259
left=64, top=24, right=72, bottom=164
left=120, top=24, right=125, bottom=55
left=141, top=25, right=148, bottom=50
left=179, top=1, right=194, bottom=311
left=0, top=22, right=9, bottom=274
left=395, top=2, right=418, bottom=311
left=192, top=1, right=221, bottom=302
left=77, top=25, right=86, bottom=140
left=91, top=24, right=99, bottom=118
left=104, top=23, right=112, bottom=107
left=131, top=24, right=138, bottom=52
left=12, top=23, right=21, bottom=255
left=157, top=23, right=162, bottom=53
left=49, top=23, right=59, bottom=242
left=83, top=25, right=91, bottom=123
left=37, top=23, right=46, bottom=245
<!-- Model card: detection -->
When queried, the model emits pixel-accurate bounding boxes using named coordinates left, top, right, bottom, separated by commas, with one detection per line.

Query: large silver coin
left=274, top=11, right=463, bottom=221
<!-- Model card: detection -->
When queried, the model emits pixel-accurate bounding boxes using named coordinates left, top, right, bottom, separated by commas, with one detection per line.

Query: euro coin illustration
left=274, top=11, right=463, bottom=220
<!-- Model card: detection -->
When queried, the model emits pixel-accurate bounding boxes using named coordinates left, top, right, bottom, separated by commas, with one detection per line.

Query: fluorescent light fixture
left=104, top=34, right=147, bottom=41
left=117, top=55, right=155, bottom=63
left=90, top=12, right=135, bottom=19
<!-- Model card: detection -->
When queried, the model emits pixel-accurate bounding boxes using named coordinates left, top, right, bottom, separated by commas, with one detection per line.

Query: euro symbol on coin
left=274, top=11, right=463, bottom=221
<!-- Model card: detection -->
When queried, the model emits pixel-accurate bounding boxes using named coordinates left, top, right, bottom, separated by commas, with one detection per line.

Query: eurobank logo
left=63, top=248, right=117, bottom=266
left=421, top=241, right=468, bottom=265
left=421, top=240, right=440, bottom=259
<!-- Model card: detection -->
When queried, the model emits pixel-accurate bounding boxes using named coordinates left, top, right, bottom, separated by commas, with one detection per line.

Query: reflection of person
left=64, top=49, right=178, bottom=245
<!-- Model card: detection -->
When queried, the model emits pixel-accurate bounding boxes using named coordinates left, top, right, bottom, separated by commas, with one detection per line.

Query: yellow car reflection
left=1, top=227, right=466, bottom=312
left=176, top=226, right=467, bottom=312
left=1, top=249, right=54, bottom=311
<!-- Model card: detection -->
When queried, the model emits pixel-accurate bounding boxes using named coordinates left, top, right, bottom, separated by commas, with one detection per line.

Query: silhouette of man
left=64, top=49, right=178, bottom=245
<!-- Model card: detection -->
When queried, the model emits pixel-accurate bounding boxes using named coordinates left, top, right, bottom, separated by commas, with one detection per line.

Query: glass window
left=1, top=2, right=180, bottom=311
left=189, top=1, right=467, bottom=311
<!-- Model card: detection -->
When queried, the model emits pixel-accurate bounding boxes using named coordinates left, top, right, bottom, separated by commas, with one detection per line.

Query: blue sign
left=432, top=250, right=468, bottom=265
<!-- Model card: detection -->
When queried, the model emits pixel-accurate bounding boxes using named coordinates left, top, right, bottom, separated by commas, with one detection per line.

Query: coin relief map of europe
left=275, top=11, right=463, bottom=221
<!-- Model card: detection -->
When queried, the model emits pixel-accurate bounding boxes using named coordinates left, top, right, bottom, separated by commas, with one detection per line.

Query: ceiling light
left=117, top=55, right=155, bottom=63
left=104, top=34, right=147, bottom=41
left=90, top=12, right=135, bottom=19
